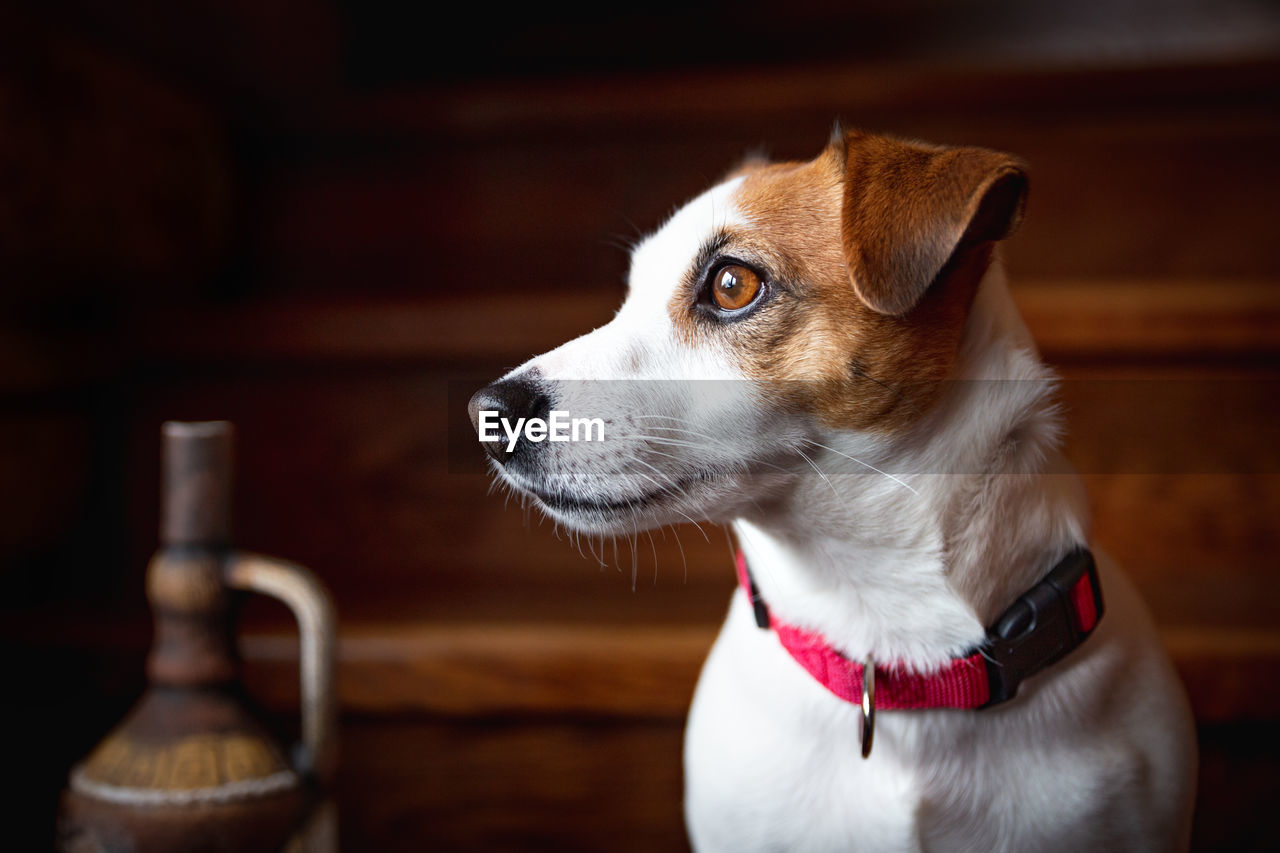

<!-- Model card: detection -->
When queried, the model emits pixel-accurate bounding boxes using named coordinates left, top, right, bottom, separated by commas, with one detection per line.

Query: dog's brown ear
left=839, top=131, right=1027, bottom=316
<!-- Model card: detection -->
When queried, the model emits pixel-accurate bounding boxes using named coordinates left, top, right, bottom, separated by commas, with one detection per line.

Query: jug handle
left=225, top=552, right=338, bottom=785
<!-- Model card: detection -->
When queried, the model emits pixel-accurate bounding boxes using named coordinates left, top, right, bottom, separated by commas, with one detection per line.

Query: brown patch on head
left=663, top=153, right=845, bottom=360
left=668, top=130, right=1027, bottom=434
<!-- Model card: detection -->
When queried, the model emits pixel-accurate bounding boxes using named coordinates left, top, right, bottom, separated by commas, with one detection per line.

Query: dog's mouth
left=513, top=469, right=717, bottom=517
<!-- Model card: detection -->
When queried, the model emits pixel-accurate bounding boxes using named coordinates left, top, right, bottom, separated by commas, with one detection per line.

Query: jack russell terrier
left=468, top=128, right=1197, bottom=851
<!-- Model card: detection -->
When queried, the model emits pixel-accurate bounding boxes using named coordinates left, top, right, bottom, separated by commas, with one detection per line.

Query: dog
left=468, top=128, right=1197, bottom=851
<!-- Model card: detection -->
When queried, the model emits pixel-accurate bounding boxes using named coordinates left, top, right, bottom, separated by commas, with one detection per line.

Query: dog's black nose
left=468, top=375, right=551, bottom=464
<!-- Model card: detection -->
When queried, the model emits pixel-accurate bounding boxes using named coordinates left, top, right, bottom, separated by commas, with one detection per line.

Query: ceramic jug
left=58, top=421, right=337, bottom=853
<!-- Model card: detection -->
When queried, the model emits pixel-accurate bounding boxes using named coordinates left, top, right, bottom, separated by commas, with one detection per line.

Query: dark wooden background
left=2, top=1, right=1278, bottom=849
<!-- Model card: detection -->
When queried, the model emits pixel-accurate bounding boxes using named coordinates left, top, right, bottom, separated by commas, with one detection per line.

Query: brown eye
left=711, top=264, right=762, bottom=311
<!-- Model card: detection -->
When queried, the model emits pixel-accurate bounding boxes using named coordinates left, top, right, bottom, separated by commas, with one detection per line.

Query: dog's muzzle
left=467, top=373, right=550, bottom=465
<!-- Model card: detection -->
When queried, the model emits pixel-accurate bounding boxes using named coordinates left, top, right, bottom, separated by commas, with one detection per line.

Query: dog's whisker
left=603, top=232, right=639, bottom=254
left=615, top=434, right=708, bottom=450
left=617, top=437, right=795, bottom=477
left=631, top=413, right=724, bottom=433
left=634, top=424, right=722, bottom=442
left=633, top=531, right=640, bottom=591
left=630, top=418, right=724, bottom=441
left=632, top=413, right=703, bottom=423
left=672, top=524, right=689, bottom=584
left=587, top=535, right=605, bottom=569
left=796, top=446, right=842, bottom=501
left=645, top=529, right=659, bottom=586
left=639, top=446, right=685, bottom=464
left=670, top=507, right=712, bottom=543
left=624, top=463, right=714, bottom=544
left=628, top=465, right=670, bottom=494
left=801, top=438, right=919, bottom=496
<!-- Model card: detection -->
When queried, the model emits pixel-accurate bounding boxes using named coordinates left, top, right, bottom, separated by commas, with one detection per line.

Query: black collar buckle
left=980, top=548, right=1103, bottom=708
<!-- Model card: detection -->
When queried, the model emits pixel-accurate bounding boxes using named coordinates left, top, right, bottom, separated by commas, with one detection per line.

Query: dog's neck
left=733, top=263, right=1091, bottom=671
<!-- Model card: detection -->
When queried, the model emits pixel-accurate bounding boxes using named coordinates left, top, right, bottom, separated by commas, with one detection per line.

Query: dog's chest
left=683, top=584, right=1175, bottom=852
left=685, top=595, right=928, bottom=851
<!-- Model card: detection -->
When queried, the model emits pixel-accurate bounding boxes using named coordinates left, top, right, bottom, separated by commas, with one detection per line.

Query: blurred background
left=2, top=0, right=1278, bottom=849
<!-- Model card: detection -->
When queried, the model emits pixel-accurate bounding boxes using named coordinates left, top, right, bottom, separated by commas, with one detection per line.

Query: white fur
left=485, top=170, right=1198, bottom=851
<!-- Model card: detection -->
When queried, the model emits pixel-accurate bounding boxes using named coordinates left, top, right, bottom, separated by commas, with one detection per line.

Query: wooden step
left=238, top=618, right=1280, bottom=724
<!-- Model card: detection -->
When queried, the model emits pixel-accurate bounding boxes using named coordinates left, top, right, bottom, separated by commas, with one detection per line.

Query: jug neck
left=145, top=546, right=239, bottom=688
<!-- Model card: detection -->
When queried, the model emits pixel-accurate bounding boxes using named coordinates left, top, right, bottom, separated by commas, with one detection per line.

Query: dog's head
left=469, top=129, right=1027, bottom=535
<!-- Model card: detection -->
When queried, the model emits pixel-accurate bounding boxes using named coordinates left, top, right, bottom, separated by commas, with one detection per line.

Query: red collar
left=735, top=548, right=1103, bottom=711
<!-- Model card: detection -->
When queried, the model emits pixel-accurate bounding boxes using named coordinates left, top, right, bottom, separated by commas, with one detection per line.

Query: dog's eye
left=711, top=264, right=762, bottom=312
